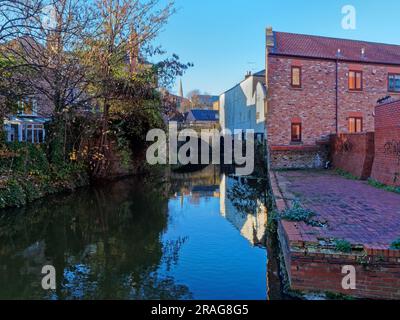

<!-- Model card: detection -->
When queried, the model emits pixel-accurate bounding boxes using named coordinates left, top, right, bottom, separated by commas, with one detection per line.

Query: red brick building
left=371, top=99, right=400, bottom=187
left=265, top=28, right=400, bottom=169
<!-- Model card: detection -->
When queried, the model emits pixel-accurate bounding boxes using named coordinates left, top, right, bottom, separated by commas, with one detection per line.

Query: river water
left=0, top=165, right=282, bottom=300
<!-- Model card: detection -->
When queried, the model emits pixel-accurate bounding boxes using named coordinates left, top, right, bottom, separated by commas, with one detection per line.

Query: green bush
left=390, top=238, right=400, bottom=250
left=0, top=179, right=26, bottom=209
left=333, top=239, right=352, bottom=253
left=0, top=143, right=50, bottom=174
left=0, top=142, right=89, bottom=209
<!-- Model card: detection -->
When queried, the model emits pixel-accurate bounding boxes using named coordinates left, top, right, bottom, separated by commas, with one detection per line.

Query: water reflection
left=220, top=175, right=268, bottom=246
left=0, top=166, right=275, bottom=300
left=0, top=178, right=191, bottom=300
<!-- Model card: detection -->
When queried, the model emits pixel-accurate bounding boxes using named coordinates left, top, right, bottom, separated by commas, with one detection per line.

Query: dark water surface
left=0, top=166, right=281, bottom=300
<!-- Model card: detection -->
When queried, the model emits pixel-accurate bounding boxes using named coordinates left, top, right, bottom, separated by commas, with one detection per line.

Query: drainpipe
left=335, top=50, right=340, bottom=134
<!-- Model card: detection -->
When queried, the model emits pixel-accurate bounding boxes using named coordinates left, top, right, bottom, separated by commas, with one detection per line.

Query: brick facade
left=330, top=132, right=375, bottom=179
left=371, top=100, right=400, bottom=186
left=265, top=31, right=400, bottom=169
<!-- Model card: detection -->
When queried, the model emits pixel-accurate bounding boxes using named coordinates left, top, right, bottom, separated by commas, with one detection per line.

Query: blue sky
left=156, top=0, right=400, bottom=96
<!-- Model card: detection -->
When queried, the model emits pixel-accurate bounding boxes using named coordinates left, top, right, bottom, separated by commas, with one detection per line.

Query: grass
left=368, top=179, right=400, bottom=194
left=335, top=168, right=359, bottom=180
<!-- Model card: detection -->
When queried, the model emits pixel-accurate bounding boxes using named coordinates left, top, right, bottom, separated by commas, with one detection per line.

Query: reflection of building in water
left=219, top=175, right=267, bottom=246
left=171, top=165, right=221, bottom=207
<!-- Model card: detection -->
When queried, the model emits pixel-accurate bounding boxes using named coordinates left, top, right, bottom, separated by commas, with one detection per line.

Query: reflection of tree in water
left=162, top=237, right=188, bottom=272
left=0, top=176, right=192, bottom=300
left=227, top=177, right=267, bottom=216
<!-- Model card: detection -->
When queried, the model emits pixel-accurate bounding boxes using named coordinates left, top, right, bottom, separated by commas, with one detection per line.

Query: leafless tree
left=2, top=0, right=93, bottom=161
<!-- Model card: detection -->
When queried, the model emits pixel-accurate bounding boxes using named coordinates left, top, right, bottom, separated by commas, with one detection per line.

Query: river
left=0, top=165, right=282, bottom=300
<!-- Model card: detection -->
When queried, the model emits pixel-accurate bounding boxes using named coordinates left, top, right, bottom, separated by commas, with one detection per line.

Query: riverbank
left=269, top=169, right=400, bottom=300
left=0, top=165, right=276, bottom=299
left=0, top=143, right=91, bottom=209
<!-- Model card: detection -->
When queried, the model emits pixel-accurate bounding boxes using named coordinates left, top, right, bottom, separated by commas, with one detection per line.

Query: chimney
left=266, top=26, right=274, bottom=51
left=245, top=71, right=252, bottom=79
left=129, top=27, right=140, bottom=75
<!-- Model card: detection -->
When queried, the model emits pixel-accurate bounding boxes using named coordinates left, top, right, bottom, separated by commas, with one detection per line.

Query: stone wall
left=371, top=100, right=400, bottom=187
left=269, top=144, right=329, bottom=170
left=330, top=132, right=375, bottom=179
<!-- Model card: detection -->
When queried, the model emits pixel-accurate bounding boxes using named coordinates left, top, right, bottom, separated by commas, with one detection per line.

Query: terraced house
left=265, top=28, right=400, bottom=169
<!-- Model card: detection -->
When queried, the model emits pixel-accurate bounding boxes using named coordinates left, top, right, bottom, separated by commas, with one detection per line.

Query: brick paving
left=276, top=170, right=400, bottom=248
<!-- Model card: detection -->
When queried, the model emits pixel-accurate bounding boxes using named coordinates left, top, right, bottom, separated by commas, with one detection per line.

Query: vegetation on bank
left=0, top=143, right=89, bottom=209
left=0, top=1, right=192, bottom=208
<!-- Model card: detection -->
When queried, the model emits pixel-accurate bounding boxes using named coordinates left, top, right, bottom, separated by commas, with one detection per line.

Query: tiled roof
left=272, top=31, right=400, bottom=65
left=189, top=109, right=219, bottom=121
left=195, top=95, right=219, bottom=106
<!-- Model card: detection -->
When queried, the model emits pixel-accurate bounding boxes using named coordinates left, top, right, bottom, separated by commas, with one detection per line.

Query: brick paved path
left=277, top=170, right=400, bottom=247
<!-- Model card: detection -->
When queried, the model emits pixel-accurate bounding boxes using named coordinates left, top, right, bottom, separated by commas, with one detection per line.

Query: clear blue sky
left=156, top=0, right=400, bottom=96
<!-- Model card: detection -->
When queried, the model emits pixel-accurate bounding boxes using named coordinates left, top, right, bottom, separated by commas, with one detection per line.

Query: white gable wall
left=219, top=76, right=266, bottom=135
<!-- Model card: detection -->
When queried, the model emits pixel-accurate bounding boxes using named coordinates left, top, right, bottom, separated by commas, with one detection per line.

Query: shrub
left=390, top=238, right=400, bottom=250
left=333, top=239, right=352, bottom=253
left=0, top=178, right=26, bottom=208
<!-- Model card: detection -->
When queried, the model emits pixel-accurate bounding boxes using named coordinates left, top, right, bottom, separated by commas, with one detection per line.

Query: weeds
left=368, top=179, right=400, bottom=194
left=281, top=201, right=326, bottom=227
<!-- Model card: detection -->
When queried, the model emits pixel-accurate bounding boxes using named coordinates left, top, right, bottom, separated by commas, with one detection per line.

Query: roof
left=188, top=109, right=219, bottom=121
left=194, top=95, right=219, bottom=106
left=253, top=70, right=266, bottom=77
left=5, top=115, right=50, bottom=124
left=221, top=70, right=266, bottom=96
left=271, top=31, right=400, bottom=65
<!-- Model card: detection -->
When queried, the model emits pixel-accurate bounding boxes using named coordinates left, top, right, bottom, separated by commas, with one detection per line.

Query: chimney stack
left=266, top=27, right=274, bottom=51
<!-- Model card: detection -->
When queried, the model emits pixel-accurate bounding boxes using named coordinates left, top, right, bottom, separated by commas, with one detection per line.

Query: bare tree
left=2, top=0, right=92, bottom=161
left=0, top=0, right=44, bottom=132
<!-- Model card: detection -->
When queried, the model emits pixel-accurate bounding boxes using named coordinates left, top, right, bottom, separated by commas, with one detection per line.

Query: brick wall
left=266, top=55, right=400, bottom=168
left=330, top=132, right=375, bottom=179
left=278, top=220, right=400, bottom=300
left=371, top=100, right=400, bottom=186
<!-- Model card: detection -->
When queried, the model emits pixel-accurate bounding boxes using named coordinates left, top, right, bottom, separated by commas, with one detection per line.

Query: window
left=22, top=124, right=45, bottom=143
left=291, top=123, right=302, bottom=142
left=349, top=70, right=363, bottom=91
left=348, top=117, right=363, bottom=133
left=18, top=98, right=38, bottom=116
left=388, top=74, right=400, bottom=92
left=291, top=66, right=302, bottom=88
